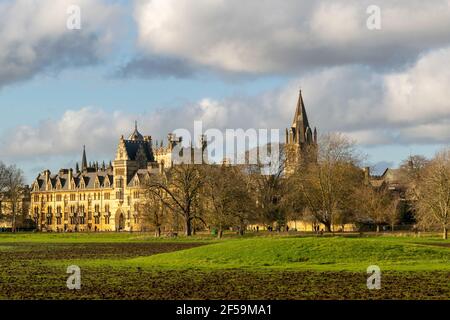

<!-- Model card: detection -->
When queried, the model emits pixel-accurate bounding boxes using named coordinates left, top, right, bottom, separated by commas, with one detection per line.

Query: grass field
left=0, top=232, right=449, bottom=300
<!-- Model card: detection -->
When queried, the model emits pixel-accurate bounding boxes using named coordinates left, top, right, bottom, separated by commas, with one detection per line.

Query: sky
left=1, top=0, right=450, bottom=183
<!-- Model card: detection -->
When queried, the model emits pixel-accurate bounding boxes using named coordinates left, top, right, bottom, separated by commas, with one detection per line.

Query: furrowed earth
left=0, top=233, right=449, bottom=300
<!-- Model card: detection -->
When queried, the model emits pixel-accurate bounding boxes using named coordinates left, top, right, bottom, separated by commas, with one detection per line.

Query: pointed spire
left=75, top=162, right=80, bottom=174
left=292, top=89, right=310, bottom=128
left=292, top=89, right=311, bottom=144
left=81, top=145, right=88, bottom=171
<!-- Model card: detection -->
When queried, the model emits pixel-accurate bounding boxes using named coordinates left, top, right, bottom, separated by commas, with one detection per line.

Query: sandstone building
left=30, top=123, right=206, bottom=232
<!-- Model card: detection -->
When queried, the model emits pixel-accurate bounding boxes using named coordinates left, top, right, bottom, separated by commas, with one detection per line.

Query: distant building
left=30, top=123, right=207, bottom=232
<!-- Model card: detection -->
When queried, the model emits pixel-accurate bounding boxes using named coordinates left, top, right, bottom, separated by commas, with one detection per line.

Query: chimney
left=68, top=169, right=73, bottom=190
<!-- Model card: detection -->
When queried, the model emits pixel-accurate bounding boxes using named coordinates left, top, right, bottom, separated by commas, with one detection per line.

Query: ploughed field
left=0, top=233, right=449, bottom=300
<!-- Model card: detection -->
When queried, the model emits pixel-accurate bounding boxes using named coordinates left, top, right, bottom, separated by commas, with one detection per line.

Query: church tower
left=285, top=90, right=318, bottom=174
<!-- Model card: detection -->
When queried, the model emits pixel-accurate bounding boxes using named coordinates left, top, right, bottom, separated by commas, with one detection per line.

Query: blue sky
left=1, top=0, right=450, bottom=183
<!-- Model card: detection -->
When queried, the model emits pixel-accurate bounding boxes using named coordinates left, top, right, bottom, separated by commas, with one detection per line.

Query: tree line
left=139, top=133, right=450, bottom=239
left=1, top=132, right=448, bottom=239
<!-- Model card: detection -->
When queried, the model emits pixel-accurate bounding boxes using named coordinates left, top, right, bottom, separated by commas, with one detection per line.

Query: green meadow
left=1, top=232, right=449, bottom=299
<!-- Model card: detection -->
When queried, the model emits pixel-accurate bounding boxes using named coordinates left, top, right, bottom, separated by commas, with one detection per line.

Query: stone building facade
left=30, top=123, right=205, bottom=232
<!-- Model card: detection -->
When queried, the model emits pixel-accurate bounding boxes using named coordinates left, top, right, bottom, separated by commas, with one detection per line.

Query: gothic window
left=94, top=216, right=100, bottom=224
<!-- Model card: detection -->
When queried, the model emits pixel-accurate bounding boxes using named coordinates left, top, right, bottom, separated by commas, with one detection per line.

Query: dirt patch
left=0, top=242, right=204, bottom=261
left=1, top=267, right=449, bottom=300
left=1, top=242, right=449, bottom=300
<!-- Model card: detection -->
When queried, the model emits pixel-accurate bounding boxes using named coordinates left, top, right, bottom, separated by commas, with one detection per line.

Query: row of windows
left=34, top=204, right=112, bottom=216
left=44, top=214, right=139, bottom=225
left=33, top=192, right=112, bottom=203
left=37, top=180, right=113, bottom=192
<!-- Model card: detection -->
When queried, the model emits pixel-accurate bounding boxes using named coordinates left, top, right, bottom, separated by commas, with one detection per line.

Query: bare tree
left=202, top=165, right=255, bottom=238
left=145, top=164, right=204, bottom=236
left=0, top=163, right=25, bottom=232
left=294, top=133, right=363, bottom=232
left=414, top=149, right=450, bottom=239
left=247, top=144, right=289, bottom=229
left=398, top=155, right=429, bottom=184
left=386, top=196, right=401, bottom=231
left=139, top=184, right=166, bottom=237
left=353, top=185, right=395, bottom=232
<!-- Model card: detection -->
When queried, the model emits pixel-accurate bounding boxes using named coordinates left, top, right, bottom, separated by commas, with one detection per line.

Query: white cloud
left=2, top=44, right=450, bottom=161
left=133, top=0, right=450, bottom=75
left=0, top=0, right=122, bottom=88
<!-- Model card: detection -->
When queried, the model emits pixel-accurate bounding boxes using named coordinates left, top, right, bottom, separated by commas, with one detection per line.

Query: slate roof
left=32, top=169, right=114, bottom=192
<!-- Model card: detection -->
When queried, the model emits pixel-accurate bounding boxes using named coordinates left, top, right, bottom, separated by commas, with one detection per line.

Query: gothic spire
left=292, top=90, right=311, bottom=144
left=81, top=145, right=88, bottom=171
left=292, top=90, right=310, bottom=129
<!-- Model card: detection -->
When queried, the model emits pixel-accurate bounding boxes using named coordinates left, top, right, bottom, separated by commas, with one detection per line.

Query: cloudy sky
left=1, top=0, right=450, bottom=182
